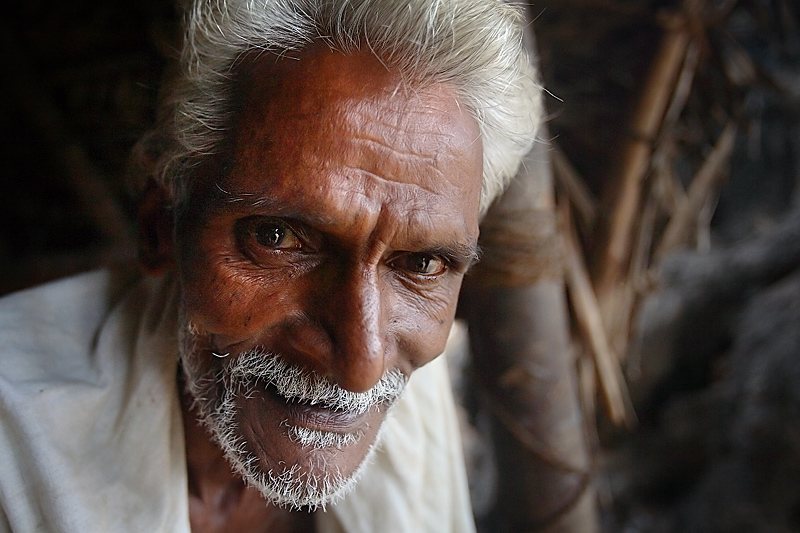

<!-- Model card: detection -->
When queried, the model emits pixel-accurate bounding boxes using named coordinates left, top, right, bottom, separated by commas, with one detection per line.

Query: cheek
left=177, top=237, right=299, bottom=338
left=181, top=275, right=250, bottom=335
left=392, top=282, right=463, bottom=370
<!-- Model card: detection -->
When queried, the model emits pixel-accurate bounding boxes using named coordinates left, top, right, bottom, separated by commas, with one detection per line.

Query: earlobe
left=137, top=179, right=175, bottom=276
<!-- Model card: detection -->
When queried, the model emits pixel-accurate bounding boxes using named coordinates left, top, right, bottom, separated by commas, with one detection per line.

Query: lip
left=265, top=383, right=372, bottom=434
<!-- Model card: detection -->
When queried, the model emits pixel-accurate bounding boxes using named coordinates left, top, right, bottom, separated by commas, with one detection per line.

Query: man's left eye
left=391, top=253, right=447, bottom=276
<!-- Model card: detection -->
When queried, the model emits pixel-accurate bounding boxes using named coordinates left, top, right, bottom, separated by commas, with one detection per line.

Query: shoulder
left=0, top=268, right=137, bottom=338
left=0, top=268, right=189, bottom=532
left=0, top=268, right=140, bottom=387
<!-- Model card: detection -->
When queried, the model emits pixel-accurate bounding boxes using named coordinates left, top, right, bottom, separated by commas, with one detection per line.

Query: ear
left=137, top=179, right=175, bottom=276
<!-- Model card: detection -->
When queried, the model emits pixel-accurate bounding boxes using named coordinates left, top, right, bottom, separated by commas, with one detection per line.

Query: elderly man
left=0, top=0, right=541, bottom=531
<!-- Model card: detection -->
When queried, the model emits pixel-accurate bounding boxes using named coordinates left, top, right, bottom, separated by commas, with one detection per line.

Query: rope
left=471, top=207, right=564, bottom=287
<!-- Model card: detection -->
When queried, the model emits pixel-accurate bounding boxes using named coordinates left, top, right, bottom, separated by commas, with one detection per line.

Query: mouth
left=215, top=348, right=405, bottom=450
left=263, top=382, right=373, bottom=436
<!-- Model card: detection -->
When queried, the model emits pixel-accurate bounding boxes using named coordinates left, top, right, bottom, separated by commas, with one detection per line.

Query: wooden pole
left=462, top=133, right=598, bottom=532
left=460, top=9, right=598, bottom=524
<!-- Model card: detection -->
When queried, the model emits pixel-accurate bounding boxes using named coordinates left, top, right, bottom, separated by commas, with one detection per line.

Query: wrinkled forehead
left=196, top=45, right=483, bottom=208
left=240, top=42, right=398, bottom=105
left=236, top=41, right=440, bottom=113
left=234, top=46, right=479, bottom=150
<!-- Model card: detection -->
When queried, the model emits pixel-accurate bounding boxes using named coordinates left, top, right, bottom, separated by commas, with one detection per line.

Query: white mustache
left=227, top=348, right=407, bottom=416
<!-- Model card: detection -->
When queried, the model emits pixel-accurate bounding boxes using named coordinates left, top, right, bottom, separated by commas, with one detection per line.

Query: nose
left=329, top=265, right=387, bottom=392
left=289, top=264, right=388, bottom=393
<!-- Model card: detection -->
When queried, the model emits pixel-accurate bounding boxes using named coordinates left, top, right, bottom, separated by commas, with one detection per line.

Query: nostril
left=329, top=345, right=389, bottom=394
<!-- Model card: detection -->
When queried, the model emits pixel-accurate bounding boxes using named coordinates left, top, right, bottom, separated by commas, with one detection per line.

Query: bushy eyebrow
left=428, top=241, right=481, bottom=271
left=213, top=184, right=330, bottom=217
left=214, top=183, right=256, bottom=205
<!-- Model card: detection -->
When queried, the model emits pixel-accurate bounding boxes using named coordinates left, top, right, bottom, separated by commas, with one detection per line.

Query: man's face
left=174, top=47, right=483, bottom=508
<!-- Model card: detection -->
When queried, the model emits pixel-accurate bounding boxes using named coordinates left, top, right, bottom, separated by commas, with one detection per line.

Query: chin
left=233, top=405, right=386, bottom=510
left=224, top=382, right=390, bottom=510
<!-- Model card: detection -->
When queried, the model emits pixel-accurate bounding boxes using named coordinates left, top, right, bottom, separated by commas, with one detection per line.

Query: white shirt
left=0, top=270, right=475, bottom=532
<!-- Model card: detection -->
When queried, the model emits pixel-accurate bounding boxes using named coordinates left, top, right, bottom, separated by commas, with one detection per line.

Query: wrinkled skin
left=141, top=46, right=483, bottom=531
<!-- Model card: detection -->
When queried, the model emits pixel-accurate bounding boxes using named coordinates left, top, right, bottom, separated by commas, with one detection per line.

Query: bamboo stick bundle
left=591, top=1, right=703, bottom=302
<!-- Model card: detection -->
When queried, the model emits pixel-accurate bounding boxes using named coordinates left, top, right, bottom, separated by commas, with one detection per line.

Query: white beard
left=179, top=319, right=407, bottom=510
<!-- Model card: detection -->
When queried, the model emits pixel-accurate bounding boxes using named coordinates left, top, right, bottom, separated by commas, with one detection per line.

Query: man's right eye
left=254, top=220, right=299, bottom=249
left=237, top=217, right=303, bottom=253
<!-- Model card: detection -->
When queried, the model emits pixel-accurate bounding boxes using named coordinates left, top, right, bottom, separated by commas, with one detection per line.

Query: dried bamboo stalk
left=463, top=131, right=598, bottom=531
left=651, top=138, right=687, bottom=219
left=563, top=204, right=636, bottom=427
left=577, top=348, right=599, bottom=446
left=552, top=147, right=598, bottom=232
left=608, top=191, right=660, bottom=364
left=630, top=191, right=660, bottom=297
left=654, top=120, right=737, bottom=260
left=662, top=41, right=701, bottom=128
left=592, top=3, right=699, bottom=299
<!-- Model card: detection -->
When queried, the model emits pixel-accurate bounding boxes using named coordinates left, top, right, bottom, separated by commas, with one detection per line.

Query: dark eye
left=391, top=252, right=447, bottom=276
left=240, top=218, right=302, bottom=251
left=255, top=222, right=286, bottom=248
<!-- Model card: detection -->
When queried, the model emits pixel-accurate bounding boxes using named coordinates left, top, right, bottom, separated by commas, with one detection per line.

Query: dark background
left=0, top=0, right=179, bottom=295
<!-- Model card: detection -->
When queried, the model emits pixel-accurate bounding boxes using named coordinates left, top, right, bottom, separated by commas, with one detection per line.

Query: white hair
left=139, top=0, right=543, bottom=216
